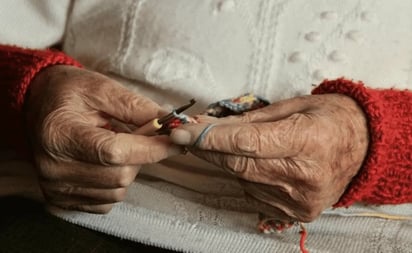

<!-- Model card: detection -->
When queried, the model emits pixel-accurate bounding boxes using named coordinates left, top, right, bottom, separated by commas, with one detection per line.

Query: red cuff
left=0, top=45, right=82, bottom=158
left=312, top=78, right=412, bottom=207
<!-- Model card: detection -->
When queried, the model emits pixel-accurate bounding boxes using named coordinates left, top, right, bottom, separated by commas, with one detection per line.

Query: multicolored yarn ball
left=205, top=93, right=270, bottom=117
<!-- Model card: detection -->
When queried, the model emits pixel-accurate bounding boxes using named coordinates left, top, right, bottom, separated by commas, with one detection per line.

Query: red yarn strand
left=299, top=223, right=309, bottom=253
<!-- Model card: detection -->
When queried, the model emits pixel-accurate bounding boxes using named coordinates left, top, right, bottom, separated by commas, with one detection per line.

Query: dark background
left=0, top=196, right=177, bottom=253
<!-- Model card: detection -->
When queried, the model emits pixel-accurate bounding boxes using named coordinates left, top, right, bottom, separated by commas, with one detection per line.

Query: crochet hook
left=133, top=99, right=196, bottom=136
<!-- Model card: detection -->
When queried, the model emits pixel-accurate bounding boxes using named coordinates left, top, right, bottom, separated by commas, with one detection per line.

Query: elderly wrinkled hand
left=26, top=65, right=182, bottom=213
left=170, top=94, right=369, bottom=222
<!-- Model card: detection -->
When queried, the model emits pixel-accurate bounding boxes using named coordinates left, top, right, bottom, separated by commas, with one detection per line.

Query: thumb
left=170, top=113, right=310, bottom=158
left=170, top=123, right=213, bottom=147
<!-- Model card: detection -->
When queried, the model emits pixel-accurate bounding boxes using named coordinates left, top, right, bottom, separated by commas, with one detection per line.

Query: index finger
left=85, top=76, right=164, bottom=126
left=170, top=114, right=310, bottom=158
left=65, top=125, right=183, bottom=165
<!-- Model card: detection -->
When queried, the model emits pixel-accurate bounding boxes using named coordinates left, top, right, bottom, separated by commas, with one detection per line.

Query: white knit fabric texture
left=0, top=0, right=70, bottom=48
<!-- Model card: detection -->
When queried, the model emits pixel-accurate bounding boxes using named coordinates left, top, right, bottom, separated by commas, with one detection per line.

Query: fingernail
left=170, top=129, right=192, bottom=145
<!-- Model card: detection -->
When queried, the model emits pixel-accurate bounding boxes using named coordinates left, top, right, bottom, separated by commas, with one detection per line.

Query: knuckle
left=238, top=112, right=253, bottom=123
left=298, top=205, right=323, bottom=222
left=98, top=139, right=127, bottom=165
left=233, top=128, right=260, bottom=155
left=115, top=176, right=132, bottom=188
left=36, top=159, right=58, bottom=180
left=58, top=184, right=75, bottom=195
left=145, top=145, right=165, bottom=163
left=295, top=163, right=326, bottom=191
left=223, top=156, right=252, bottom=174
left=293, top=192, right=324, bottom=222
left=95, top=204, right=114, bottom=214
left=112, top=188, right=127, bottom=202
left=114, top=167, right=137, bottom=187
left=305, top=174, right=326, bottom=192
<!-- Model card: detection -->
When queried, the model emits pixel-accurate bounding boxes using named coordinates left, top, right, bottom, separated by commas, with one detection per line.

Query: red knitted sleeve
left=312, top=78, right=412, bottom=207
left=0, top=45, right=81, bottom=158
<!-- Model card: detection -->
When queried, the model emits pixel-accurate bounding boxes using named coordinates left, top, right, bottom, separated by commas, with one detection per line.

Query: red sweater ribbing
left=313, top=79, right=412, bottom=207
left=0, top=45, right=81, bottom=156
left=0, top=45, right=410, bottom=207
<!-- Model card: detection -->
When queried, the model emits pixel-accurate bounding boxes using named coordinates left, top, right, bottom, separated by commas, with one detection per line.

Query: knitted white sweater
left=1, top=0, right=412, bottom=252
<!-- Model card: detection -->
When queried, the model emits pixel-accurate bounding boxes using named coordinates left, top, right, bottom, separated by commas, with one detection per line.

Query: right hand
left=26, top=65, right=182, bottom=213
left=171, top=94, right=368, bottom=222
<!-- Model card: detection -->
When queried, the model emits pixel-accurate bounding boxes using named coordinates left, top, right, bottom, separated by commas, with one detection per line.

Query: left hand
left=26, top=66, right=181, bottom=213
left=170, top=94, right=369, bottom=222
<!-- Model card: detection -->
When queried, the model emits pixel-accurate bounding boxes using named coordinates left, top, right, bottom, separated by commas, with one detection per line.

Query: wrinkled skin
left=171, top=94, right=369, bottom=222
left=26, top=65, right=182, bottom=213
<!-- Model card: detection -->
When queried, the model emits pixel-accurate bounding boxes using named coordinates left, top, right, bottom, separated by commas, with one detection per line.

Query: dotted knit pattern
left=0, top=45, right=81, bottom=157
left=313, top=78, right=412, bottom=207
